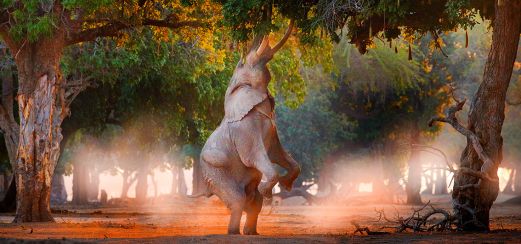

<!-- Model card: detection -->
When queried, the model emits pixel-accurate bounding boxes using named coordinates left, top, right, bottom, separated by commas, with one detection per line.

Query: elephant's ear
left=224, top=85, right=267, bottom=122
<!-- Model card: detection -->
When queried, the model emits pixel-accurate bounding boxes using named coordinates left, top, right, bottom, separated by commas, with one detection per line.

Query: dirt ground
left=0, top=194, right=520, bottom=243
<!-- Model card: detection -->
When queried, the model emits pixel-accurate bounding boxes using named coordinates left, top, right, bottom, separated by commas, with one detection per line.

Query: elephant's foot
left=243, top=228, right=259, bottom=235
left=278, top=176, right=293, bottom=192
left=258, top=182, right=273, bottom=198
left=227, top=228, right=241, bottom=235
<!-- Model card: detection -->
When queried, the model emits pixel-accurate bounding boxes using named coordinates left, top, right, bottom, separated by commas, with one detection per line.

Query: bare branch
left=411, top=144, right=453, bottom=171
left=429, top=96, right=497, bottom=179
left=64, top=76, right=94, bottom=107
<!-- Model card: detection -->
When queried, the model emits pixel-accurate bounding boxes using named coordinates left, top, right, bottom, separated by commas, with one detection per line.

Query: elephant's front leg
left=277, top=151, right=300, bottom=191
left=269, top=134, right=301, bottom=191
left=254, top=151, right=279, bottom=198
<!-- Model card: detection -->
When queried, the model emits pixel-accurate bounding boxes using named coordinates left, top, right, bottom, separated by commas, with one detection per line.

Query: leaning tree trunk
left=11, top=35, right=67, bottom=222
left=452, top=0, right=521, bottom=231
left=406, top=126, right=423, bottom=204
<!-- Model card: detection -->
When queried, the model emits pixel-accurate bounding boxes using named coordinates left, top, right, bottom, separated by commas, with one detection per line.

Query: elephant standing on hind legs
left=191, top=20, right=300, bottom=235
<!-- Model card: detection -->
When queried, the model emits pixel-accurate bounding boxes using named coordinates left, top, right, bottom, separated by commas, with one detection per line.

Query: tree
left=0, top=1, right=217, bottom=222
left=311, top=0, right=520, bottom=231
left=428, top=1, right=520, bottom=231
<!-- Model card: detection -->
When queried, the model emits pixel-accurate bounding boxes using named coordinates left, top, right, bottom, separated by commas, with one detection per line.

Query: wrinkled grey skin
left=195, top=26, right=300, bottom=235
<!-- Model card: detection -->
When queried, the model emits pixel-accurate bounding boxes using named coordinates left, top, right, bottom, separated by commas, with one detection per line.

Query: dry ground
left=0, top=194, right=520, bottom=243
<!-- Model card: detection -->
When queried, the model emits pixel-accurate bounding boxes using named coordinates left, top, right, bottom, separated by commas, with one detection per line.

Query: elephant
left=191, top=21, right=300, bottom=235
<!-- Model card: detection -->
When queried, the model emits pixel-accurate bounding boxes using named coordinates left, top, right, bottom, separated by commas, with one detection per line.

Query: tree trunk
left=177, top=166, right=187, bottom=195
left=0, top=66, right=21, bottom=212
left=434, top=169, right=448, bottom=195
left=120, top=170, right=136, bottom=199
left=50, top=172, right=67, bottom=205
left=191, top=158, right=205, bottom=195
left=72, top=161, right=89, bottom=204
left=452, top=0, right=521, bottom=231
left=171, top=166, right=178, bottom=195
left=135, top=166, right=148, bottom=203
left=406, top=127, right=423, bottom=204
left=0, top=66, right=20, bottom=168
left=89, top=171, right=100, bottom=201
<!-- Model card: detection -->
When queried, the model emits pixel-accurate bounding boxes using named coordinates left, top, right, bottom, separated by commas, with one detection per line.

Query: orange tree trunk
left=452, top=0, right=521, bottom=231
left=12, top=36, right=66, bottom=222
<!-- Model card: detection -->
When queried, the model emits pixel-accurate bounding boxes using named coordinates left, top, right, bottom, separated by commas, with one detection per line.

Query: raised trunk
left=452, top=0, right=521, bottom=231
left=72, top=162, right=89, bottom=204
left=406, top=127, right=423, bottom=204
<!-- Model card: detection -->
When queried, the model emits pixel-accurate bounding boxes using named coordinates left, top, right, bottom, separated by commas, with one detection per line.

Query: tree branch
left=429, top=98, right=497, bottom=180
left=66, top=18, right=206, bottom=45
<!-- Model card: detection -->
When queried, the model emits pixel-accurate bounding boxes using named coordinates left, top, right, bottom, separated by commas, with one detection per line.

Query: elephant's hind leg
left=243, top=190, right=263, bottom=235
left=208, top=169, right=246, bottom=234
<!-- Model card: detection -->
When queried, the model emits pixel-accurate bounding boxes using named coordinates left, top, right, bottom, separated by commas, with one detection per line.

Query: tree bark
left=452, top=0, right=521, bottom=231
left=0, top=66, right=20, bottom=168
left=406, top=126, right=423, bottom=205
left=0, top=66, right=20, bottom=212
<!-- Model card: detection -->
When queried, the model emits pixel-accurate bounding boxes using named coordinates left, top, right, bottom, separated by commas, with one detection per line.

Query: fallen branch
left=351, top=221, right=390, bottom=235
left=373, top=201, right=457, bottom=233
